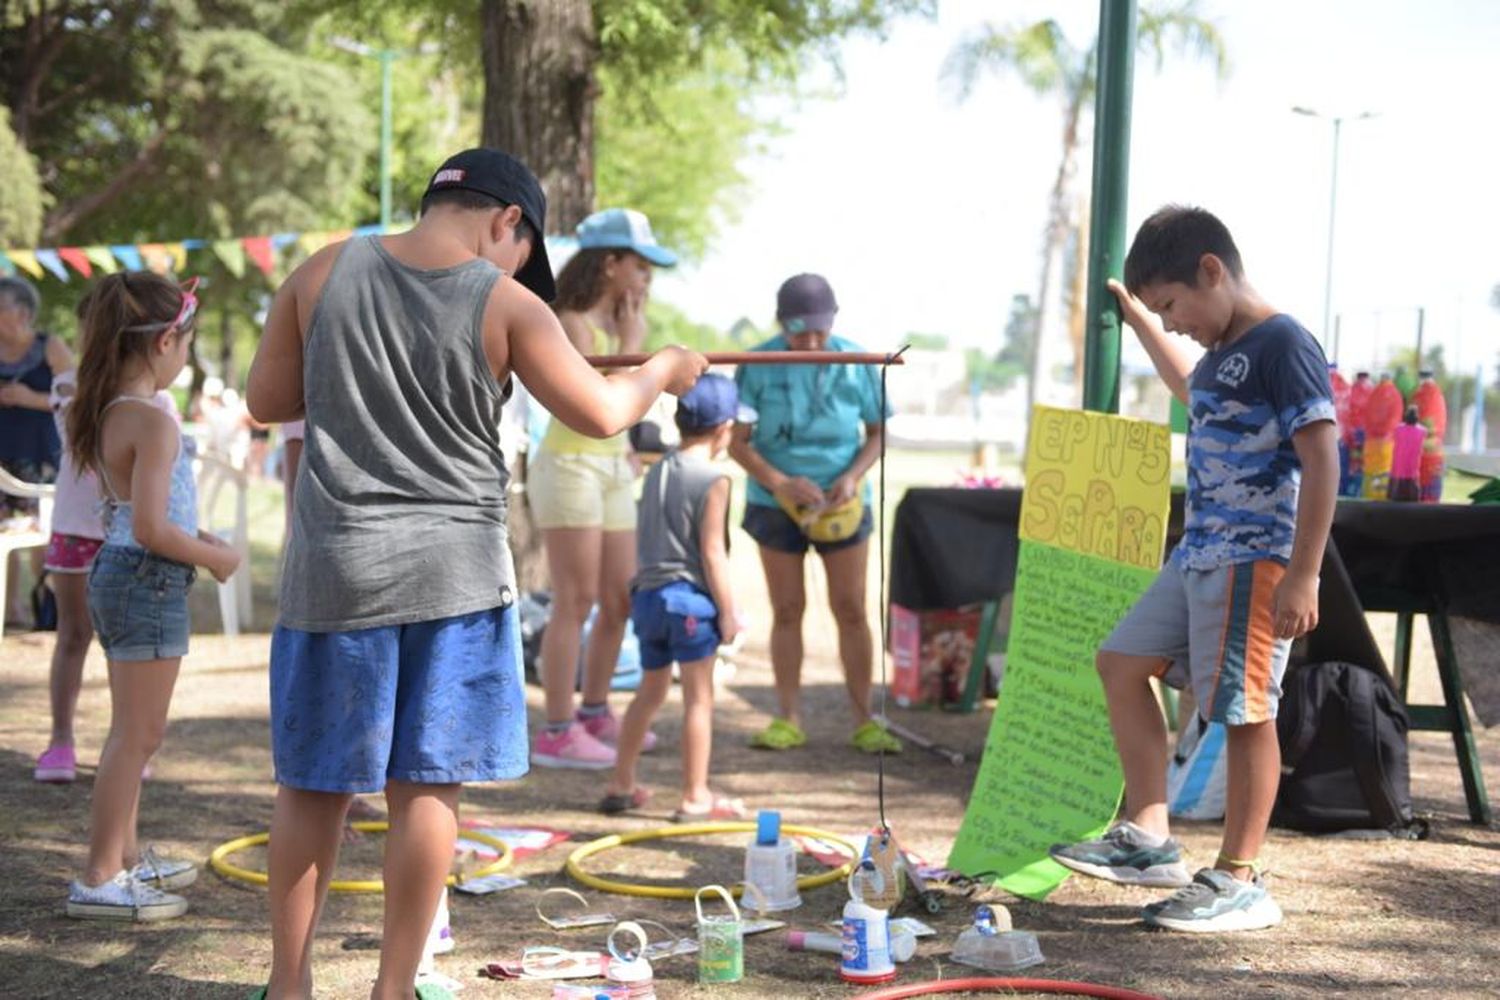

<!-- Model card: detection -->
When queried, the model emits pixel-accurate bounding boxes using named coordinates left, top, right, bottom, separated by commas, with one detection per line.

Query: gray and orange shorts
left=1102, top=559, right=1292, bottom=725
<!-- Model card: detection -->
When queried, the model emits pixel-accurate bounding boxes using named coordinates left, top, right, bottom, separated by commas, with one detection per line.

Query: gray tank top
left=633, top=449, right=729, bottom=594
left=280, top=236, right=515, bottom=631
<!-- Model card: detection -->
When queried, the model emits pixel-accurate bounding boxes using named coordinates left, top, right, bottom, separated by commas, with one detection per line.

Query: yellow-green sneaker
left=851, top=720, right=903, bottom=754
left=749, top=718, right=807, bottom=750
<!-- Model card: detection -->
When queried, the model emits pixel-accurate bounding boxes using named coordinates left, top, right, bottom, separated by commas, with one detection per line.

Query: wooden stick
left=585, top=351, right=904, bottom=367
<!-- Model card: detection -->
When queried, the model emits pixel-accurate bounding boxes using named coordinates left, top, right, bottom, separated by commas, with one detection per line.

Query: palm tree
left=944, top=2, right=1229, bottom=417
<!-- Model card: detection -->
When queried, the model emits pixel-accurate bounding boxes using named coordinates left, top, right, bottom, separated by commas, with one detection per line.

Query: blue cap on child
left=676, top=373, right=756, bottom=431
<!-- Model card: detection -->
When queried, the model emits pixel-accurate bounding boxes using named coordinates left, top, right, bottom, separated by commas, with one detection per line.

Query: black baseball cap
left=425, top=148, right=556, bottom=302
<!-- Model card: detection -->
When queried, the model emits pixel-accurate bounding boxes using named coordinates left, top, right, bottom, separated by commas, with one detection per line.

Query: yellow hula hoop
left=566, top=821, right=858, bottom=900
left=208, top=821, right=514, bottom=894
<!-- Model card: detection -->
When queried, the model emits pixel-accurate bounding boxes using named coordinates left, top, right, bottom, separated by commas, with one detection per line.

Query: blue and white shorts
left=270, top=604, right=528, bottom=793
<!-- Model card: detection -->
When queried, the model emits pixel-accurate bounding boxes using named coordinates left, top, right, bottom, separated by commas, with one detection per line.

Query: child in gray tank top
left=244, top=148, right=708, bottom=997
left=599, top=374, right=748, bottom=822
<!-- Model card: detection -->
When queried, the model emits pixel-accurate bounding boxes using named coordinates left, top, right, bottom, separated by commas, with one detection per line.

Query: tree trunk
left=479, top=0, right=599, bottom=594
left=479, top=0, right=597, bottom=232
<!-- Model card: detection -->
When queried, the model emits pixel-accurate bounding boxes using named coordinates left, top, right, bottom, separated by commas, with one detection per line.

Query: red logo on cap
left=433, top=168, right=466, bottom=184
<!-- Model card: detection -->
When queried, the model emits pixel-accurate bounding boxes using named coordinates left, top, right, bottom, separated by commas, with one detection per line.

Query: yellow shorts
left=527, top=451, right=637, bottom=531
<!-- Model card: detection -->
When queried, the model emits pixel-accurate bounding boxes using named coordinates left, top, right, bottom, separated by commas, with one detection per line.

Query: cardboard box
left=889, top=604, right=983, bottom=708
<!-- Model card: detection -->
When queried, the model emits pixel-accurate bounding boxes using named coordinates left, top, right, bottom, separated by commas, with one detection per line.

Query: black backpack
left=1273, top=661, right=1426, bottom=837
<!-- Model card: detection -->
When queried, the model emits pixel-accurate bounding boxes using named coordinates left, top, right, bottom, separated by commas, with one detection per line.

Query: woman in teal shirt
left=729, top=273, right=901, bottom=755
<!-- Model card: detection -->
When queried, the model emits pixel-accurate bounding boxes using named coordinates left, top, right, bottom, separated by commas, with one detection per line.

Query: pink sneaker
left=35, top=745, right=77, bottom=783
left=579, top=709, right=657, bottom=753
left=531, top=722, right=616, bottom=770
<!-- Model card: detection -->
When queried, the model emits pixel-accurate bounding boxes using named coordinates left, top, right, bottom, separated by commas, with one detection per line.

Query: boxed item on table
left=889, top=604, right=984, bottom=708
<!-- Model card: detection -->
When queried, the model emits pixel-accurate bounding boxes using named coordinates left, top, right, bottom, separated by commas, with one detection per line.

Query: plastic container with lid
left=950, top=904, right=1044, bottom=973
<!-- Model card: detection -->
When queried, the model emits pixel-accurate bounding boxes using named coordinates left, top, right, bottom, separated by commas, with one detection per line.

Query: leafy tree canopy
left=0, top=107, right=44, bottom=245
left=297, top=0, right=930, bottom=259
left=3, top=1, right=375, bottom=244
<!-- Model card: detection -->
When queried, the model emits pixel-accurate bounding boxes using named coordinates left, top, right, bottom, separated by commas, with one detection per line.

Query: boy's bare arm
left=247, top=243, right=345, bottom=423
left=1107, top=279, right=1195, bottom=404
left=497, top=285, right=705, bottom=437
left=1273, top=420, right=1340, bottom=639
left=698, top=476, right=738, bottom=643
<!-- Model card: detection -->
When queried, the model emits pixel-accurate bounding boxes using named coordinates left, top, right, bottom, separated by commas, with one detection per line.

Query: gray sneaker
left=1143, top=867, right=1283, bottom=932
left=1049, top=821, right=1191, bottom=887
left=130, top=846, right=198, bottom=890
left=67, top=869, right=189, bottom=921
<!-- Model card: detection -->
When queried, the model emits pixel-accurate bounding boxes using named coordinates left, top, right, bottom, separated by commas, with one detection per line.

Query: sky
left=651, top=0, right=1500, bottom=385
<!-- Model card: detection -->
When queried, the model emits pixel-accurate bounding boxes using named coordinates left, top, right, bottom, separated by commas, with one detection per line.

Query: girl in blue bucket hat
left=530, top=208, right=681, bottom=770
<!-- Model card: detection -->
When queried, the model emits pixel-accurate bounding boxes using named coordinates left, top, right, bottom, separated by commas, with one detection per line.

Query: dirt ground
left=1, top=480, right=1497, bottom=999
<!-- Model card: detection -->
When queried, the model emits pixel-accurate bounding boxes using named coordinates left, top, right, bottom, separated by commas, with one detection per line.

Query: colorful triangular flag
left=162, top=242, right=188, bottom=273
left=212, top=239, right=246, bottom=278
left=6, top=250, right=44, bottom=279
left=110, top=245, right=144, bottom=271
left=137, top=243, right=174, bottom=275
left=57, top=247, right=93, bottom=278
left=83, top=246, right=120, bottom=274
left=242, top=236, right=276, bottom=277
left=0, top=255, right=13, bottom=276
left=34, top=249, right=70, bottom=281
left=297, top=231, right=331, bottom=256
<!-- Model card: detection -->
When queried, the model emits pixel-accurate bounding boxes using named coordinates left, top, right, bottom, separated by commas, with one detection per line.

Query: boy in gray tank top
left=244, top=148, right=708, bottom=999
left=599, top=374, right=749, bottom=822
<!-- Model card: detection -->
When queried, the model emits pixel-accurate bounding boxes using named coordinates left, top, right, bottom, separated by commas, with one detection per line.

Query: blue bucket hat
left=575, top=208, right=678, bottom=267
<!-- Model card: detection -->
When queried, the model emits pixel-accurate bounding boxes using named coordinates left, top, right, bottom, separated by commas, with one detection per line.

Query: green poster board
left=947, top=406, right=1170, bottom=899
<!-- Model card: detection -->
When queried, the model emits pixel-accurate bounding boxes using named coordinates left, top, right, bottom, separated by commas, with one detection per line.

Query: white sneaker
left=130, top=846, right=198, bottom=890
left=67, top=870, right=189, bottom=921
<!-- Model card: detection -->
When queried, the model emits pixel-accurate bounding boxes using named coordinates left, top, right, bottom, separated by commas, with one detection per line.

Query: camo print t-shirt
left=1176, top=314, right=1335, bottom=571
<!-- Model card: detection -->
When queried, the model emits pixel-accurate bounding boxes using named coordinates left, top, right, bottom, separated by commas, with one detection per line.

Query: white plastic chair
left=195, top=451, right=250, bottom=635
left=0, top=466, right=54, bottom=640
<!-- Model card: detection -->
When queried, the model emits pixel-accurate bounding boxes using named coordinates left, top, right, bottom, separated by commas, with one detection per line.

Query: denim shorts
left=741, top=502, right=873, bottom=555
left=87, top=545, right=196, bottom=662
left=631, top=582, right=722, bottom=670
left=1102, top=559, right=1292, bottom=725
left=269, top=604, right=529, bottom=793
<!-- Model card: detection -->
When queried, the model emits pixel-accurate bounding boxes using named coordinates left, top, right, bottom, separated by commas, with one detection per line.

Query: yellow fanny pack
left=777, top=492, right=865, bottom=543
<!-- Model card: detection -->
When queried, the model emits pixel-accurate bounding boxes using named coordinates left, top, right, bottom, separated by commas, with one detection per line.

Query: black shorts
left=741, top=502, right=873, bottom=556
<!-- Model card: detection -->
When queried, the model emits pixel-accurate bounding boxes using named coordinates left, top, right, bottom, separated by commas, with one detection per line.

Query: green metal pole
left=378, top=49, right=394, bottom=228
left=1082, top=0, right=1137, bottom=414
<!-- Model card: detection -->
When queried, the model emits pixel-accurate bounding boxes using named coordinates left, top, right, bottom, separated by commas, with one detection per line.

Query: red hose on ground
left=851, top=977, right=1163, bottom=1000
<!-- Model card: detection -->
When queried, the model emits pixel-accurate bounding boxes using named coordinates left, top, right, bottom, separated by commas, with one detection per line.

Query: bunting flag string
left=0, top=223, right=401, bottom=283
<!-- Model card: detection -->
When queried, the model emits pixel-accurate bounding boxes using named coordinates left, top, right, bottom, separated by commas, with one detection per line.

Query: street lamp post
left=1292, top=106, right=1378, bottom=352
left=332, top=38, right=435, bottom=227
